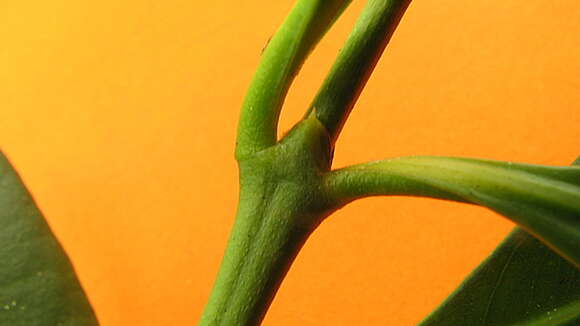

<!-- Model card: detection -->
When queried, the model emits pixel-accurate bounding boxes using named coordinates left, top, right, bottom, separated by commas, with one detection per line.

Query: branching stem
left=235, top=0, right=351, bottom=159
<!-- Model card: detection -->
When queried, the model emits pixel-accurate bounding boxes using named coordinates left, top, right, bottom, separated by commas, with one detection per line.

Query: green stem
left=198, top=194, right=314, bottom=326
left=204, top=0, right=580, bottom=323
left=324, top=156, right=580, bottom=267
left=201, top=117, right=336, bottom=325
left=235, top=0, right=351, bottom=159
left=306, top=0, right=412, bottom=143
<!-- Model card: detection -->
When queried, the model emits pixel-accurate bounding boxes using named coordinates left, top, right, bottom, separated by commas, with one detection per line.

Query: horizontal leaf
left=325, top=156, right=580, bottom=267
left=0, top=151, right=98, bottom=326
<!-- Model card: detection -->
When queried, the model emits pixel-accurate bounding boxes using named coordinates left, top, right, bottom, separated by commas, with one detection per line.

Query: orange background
left=1, top=1, right=579, bottom=325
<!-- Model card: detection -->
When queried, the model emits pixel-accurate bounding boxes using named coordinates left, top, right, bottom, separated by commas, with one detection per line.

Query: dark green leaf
left=418, top=228, right=580, bottom=326
left=0, top=151, right=99, bottom=326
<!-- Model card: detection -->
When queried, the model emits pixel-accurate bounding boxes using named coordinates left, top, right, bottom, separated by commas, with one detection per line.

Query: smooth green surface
left=235, top=0, right=351, bottom=159
left=419, top=228, right=580, bottom=326
left=200, top=116, right=335, bottom=325
left=0, top=152, right=99, bottom=326
left=306, top=0, right=412, bottom=143
left=325, top=156, right=580, bottom=267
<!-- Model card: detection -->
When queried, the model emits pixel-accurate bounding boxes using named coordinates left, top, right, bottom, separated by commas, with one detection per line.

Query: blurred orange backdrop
left=1, top=1, right=579, bottom=325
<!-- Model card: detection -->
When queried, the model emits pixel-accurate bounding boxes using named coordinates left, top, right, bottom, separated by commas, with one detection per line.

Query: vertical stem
left=199, top=213, right=311, bottom=325
left=199, top=169, right=325, bottom=325
left=203, top=104, right=335, bottom=326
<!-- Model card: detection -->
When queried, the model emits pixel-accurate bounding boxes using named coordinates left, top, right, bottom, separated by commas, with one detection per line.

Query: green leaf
left=417, top=158, right=580, bottom=325
left=419, top=228, right=580, bottom=326
left=325, top=156, right=580, bottom=267
left=0, top=152, right=98, bottom=326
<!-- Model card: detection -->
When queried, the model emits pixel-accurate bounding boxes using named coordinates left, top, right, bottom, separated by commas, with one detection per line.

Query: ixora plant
left=0, top=0, right=578, bottom=325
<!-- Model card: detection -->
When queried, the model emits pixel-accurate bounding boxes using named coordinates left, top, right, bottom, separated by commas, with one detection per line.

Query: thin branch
left=324, top=156, right=580, bottom=267
left=235, top=0, right=352, bottom=160
left=306, top=0, right=412, bottom=144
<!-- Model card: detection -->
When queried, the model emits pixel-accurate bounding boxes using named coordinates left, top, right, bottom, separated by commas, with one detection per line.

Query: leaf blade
left=0, top=152, right=98, bottom=326
left=418, top=228, right=580, bottom=326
